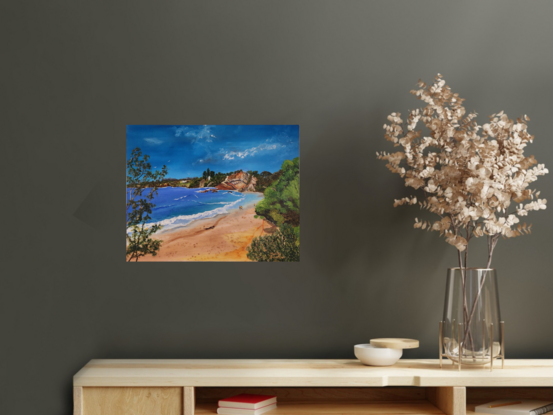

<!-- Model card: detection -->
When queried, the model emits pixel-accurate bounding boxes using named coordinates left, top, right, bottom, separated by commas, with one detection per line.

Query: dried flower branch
left=378, top=74, right=548, bottom=268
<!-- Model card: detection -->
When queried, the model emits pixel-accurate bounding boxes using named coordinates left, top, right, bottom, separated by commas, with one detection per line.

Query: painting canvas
left=126, top=125, right=300, bottom=262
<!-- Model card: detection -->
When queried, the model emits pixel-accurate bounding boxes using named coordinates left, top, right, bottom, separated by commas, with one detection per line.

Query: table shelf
left=196, top=401, right=445, bottom=414
left=72, top=359, right=553, bottom=415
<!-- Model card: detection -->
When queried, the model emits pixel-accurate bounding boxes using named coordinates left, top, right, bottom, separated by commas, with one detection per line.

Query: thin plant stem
left=462, top=234, right=499, bottom=349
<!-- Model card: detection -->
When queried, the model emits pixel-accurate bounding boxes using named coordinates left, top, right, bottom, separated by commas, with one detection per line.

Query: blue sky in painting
left=127, top=125, right=299, bottom=178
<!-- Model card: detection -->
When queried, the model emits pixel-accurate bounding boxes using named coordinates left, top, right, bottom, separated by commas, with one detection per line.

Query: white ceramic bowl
left=354, top=344, right=403, bottom=366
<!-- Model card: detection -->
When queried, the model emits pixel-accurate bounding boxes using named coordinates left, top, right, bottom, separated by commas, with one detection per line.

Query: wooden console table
left=73, top=359, right=553, bottom=415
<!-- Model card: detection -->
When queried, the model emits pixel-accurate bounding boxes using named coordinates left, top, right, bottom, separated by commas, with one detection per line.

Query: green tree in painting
left=247, top=224, right=300, bottom=262
left=247, top=157, right=300, bottom=262
left=126, top=148, right=168, bottom=262
left=255, top=157, right=300, bottom=228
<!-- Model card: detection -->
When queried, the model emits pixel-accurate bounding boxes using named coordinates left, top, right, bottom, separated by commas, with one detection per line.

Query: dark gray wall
left=2, top=1, right=553, bottom=414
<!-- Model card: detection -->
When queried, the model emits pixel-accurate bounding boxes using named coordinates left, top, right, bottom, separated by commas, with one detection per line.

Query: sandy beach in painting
left=140, top=198, right=276, bottom=262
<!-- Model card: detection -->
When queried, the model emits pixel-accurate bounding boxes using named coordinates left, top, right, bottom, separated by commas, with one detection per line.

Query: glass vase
left=441, top=268, right=504, bottom=366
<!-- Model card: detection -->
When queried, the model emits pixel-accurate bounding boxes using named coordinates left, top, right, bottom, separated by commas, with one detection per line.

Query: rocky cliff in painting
left=246, top=176, right=257, bottom=192
left=216, top=170, right=256, bottom=192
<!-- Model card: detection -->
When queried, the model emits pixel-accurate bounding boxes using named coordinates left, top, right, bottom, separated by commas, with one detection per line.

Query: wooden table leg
left=74, top=387, right=83, bottom=415
left=427, top=386, right=466, bottom=415
left=184, top=387, right=195, bottom=415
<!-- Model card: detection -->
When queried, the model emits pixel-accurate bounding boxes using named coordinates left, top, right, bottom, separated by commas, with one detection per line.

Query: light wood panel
left=196, top=402, right=443, bottom=414
left=82, top=387, right=182, bottom=415
left=370, top=339, right=419, bottom=349
left=427, top=387, right=466, bottom=415
left=73, top=387, right=83, bottom=415
left=184, top=386, right=195, bottom=415
left=196, top=387, right=427, bottom=403
left=73, top=359, right=553, bottom=387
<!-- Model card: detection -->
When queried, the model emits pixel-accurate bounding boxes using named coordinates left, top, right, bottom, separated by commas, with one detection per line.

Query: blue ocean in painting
left=128, top=187, right=263, bottom=232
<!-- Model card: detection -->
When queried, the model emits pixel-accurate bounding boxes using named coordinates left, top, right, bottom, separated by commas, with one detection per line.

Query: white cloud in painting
left=144, top=137, right=162, bottom=145
left=175, top=125, right=214, bottom=143
left=223, top=142, right=283, bottom=160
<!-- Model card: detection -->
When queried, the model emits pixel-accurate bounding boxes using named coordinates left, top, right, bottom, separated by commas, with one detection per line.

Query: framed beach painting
left=126, top=125, right=300, bottom=262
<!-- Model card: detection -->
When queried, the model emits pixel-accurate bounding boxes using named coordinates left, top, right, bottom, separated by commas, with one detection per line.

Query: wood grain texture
left=196, top=402, right=443, bottom=414
left=73, top=359, right=553, bottom=387
left=82, top=387, right=182, bottom=415
left=184, top=386, right=195, bottom=415
left=370, top=339, right=419, bottom=349
left=73, top=387, right=83, bottom=415
left=196, top=387, right=427, bottom=403
left=427, top=387, right=466, bottom=415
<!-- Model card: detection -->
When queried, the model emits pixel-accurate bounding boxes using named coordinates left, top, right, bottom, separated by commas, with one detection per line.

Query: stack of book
left=217, top=394, right=277, bottom=415
left=475, top=400, right=553, bottom=415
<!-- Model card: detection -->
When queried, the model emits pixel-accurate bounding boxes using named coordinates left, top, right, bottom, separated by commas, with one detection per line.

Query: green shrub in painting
left=246, top=224, right=300, bottom=262
left=249, top=157, right=300, bottom=262
left=255, top=157, right=300, bottom=228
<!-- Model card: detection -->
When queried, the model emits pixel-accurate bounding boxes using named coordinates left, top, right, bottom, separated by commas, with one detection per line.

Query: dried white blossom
left=378, top=74, right=548, bottom=267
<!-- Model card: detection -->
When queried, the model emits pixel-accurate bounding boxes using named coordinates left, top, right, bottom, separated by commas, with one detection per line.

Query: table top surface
left=73, top=359, right=553, bottom=387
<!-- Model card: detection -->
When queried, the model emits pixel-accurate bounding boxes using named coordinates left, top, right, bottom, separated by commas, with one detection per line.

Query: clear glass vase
left=441, top=268, right=503, bottom=366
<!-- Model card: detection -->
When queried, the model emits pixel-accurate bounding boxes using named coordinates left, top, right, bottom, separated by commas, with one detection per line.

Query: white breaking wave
left=156, top=204, right=175, bottom=209
left=148, top=196, right=245, bottom=231
left=199, top=201, right=231, bottom=205
left=174, top=195, right=187, bottom=200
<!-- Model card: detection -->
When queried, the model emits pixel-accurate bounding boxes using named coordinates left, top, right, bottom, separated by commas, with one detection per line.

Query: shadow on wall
left=73, top=173, right=121, bottom=232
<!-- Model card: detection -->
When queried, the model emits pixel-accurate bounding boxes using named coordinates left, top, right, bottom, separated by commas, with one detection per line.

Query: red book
left=218, top=394, right=277, bottom=410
